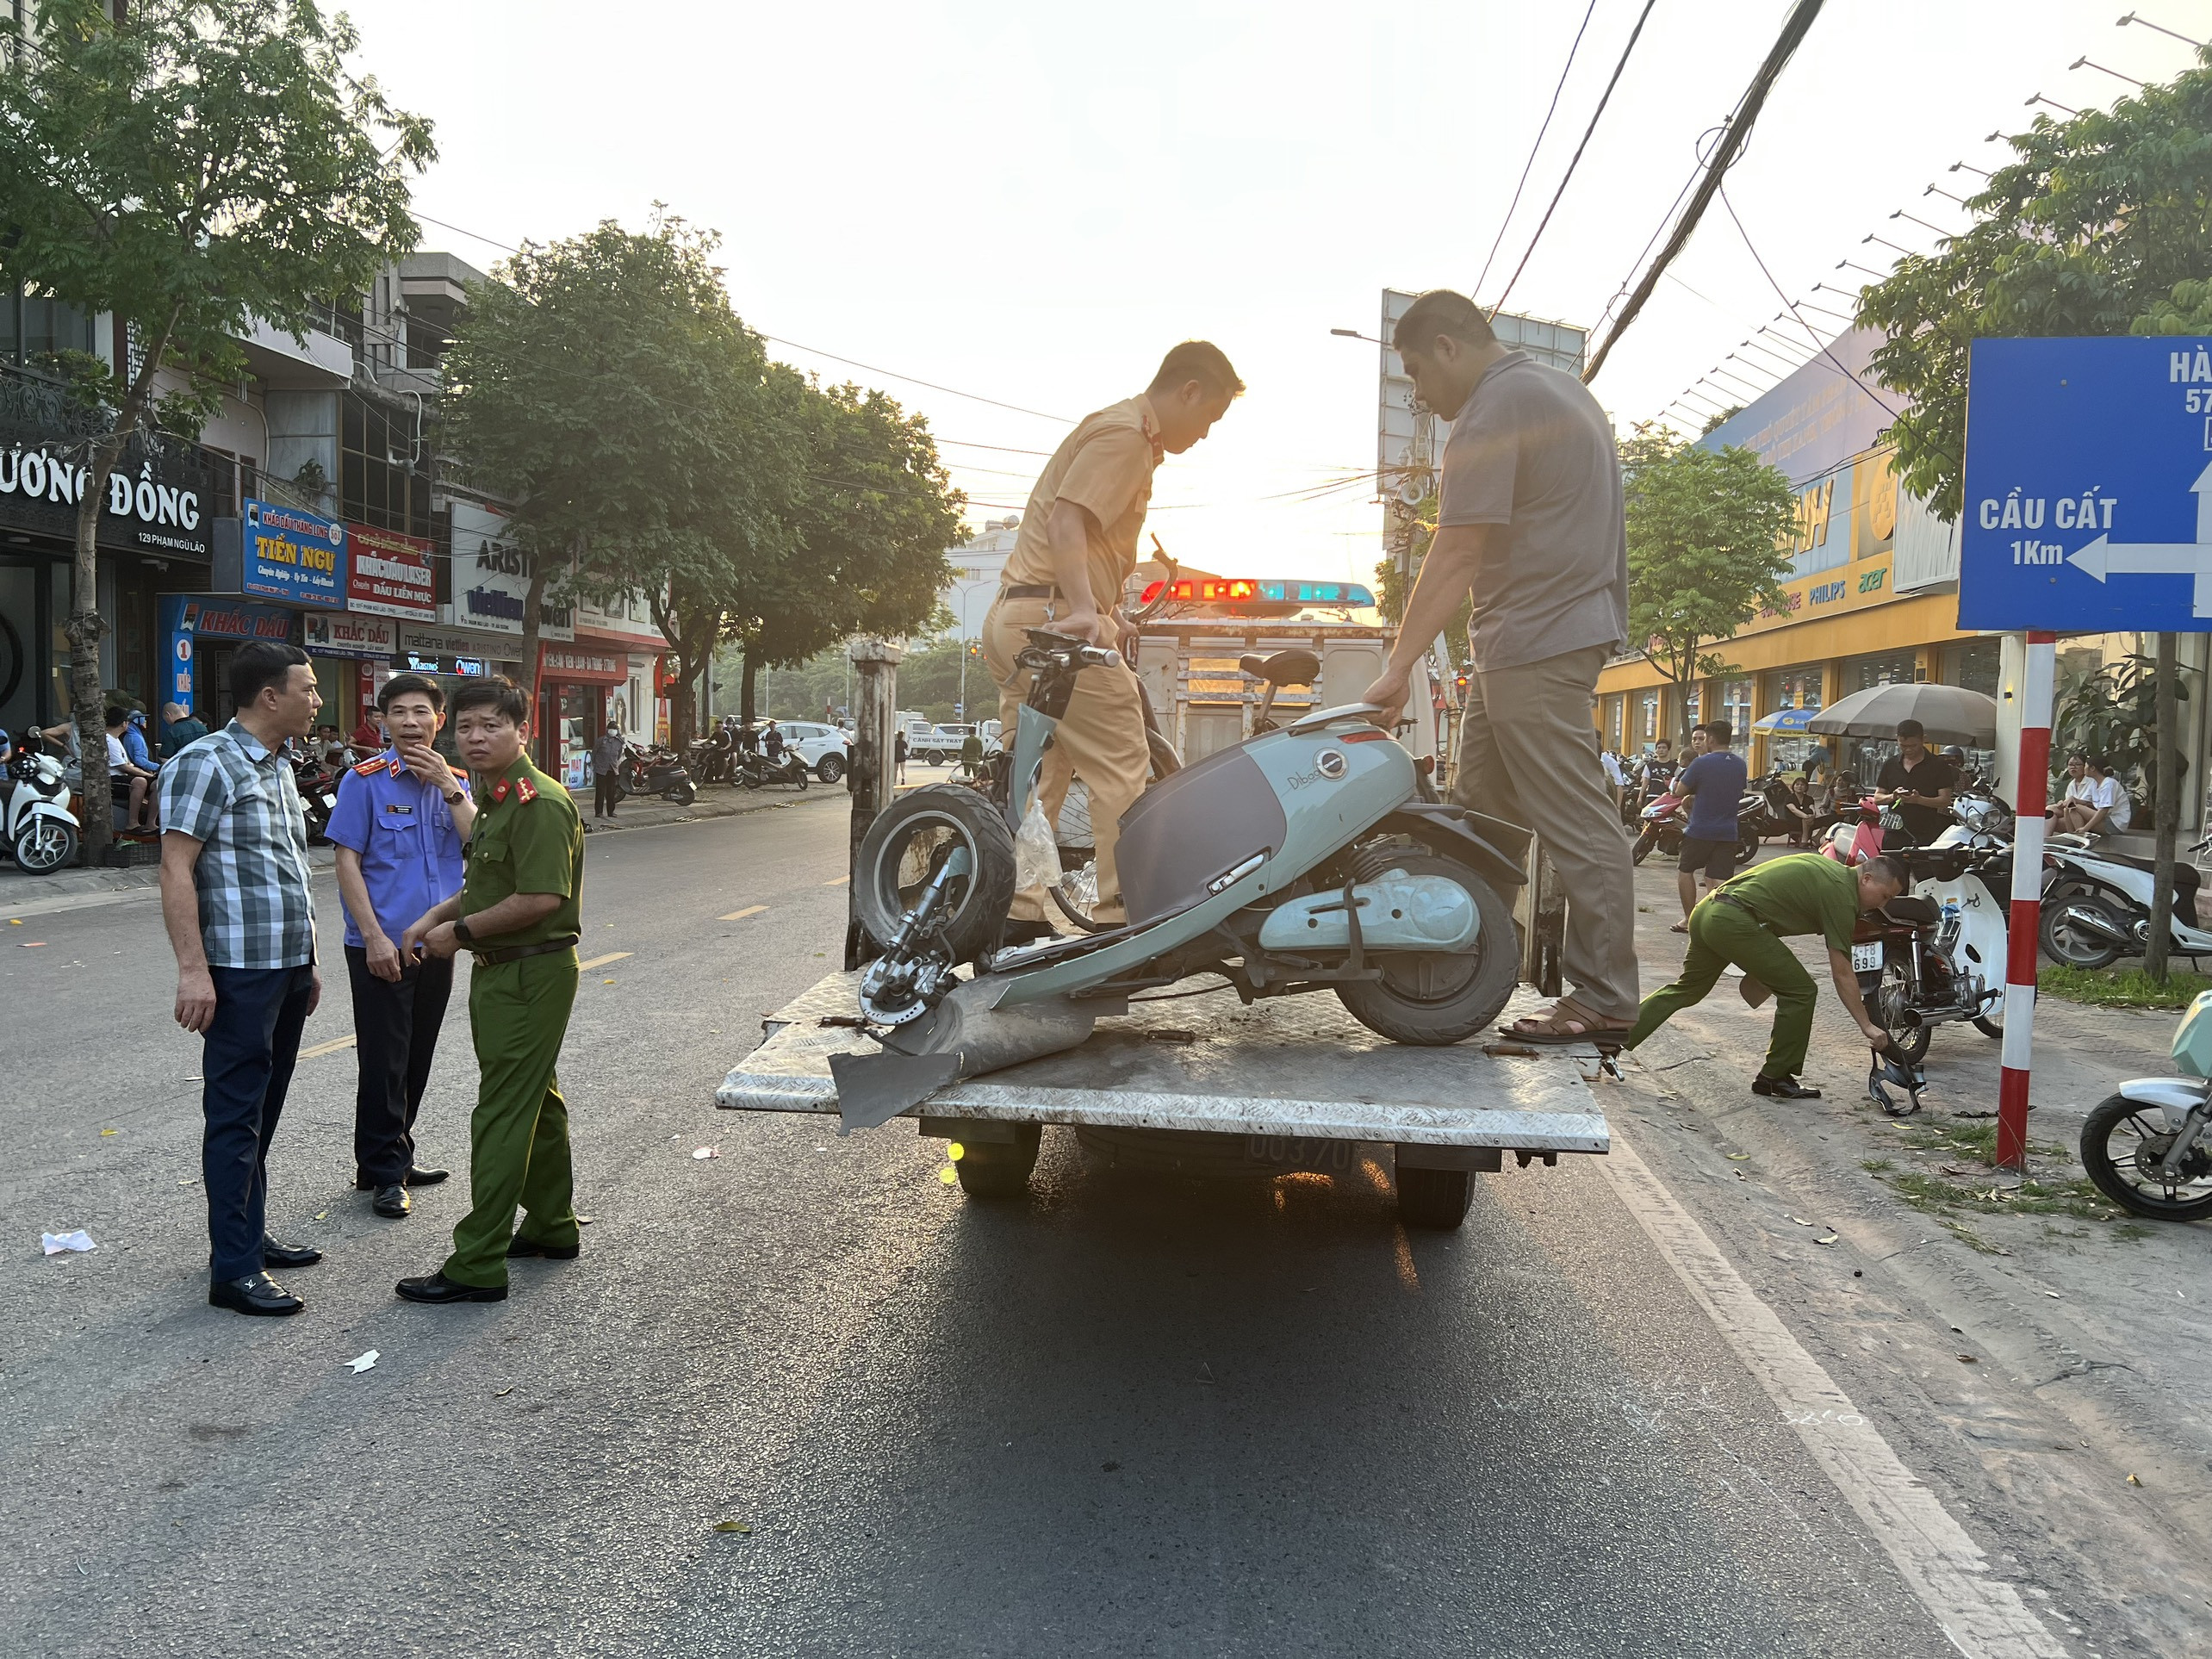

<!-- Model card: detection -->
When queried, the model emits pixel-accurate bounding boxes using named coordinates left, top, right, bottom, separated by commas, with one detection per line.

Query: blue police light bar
left=1252, top=580, right=1376, bottom=606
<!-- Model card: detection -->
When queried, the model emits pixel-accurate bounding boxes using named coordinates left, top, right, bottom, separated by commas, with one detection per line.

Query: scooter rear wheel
left=2080, top=1092, right=2212, bottom=1221
left=854, top=784, right=1017, bottom=965
left=1334, top=854, right=1518, bottom=1046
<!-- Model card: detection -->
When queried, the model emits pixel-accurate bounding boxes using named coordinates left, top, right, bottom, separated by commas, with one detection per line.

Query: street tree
left=724, top=375, right=962, bottom=724
left=441, top=215, right=798, bottom=731
left=1621, top=425, right=1795, bottom=743
left=1856, top=50, right=2212, bottom=977
left=1855, top=49, right=2212, bottom=520
left=0, top=0, right=430, bottom=854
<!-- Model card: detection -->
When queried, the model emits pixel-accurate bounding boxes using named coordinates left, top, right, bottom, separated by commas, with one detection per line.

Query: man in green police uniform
left=393, top=676, right=585, bottom=1303
left=1627, top=851, right=1904, bottom=1098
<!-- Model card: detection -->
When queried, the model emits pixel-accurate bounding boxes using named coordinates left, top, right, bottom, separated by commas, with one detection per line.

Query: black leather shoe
left=1752, top=1074, right=1823, bottom=1099
left=395, top=1271, right=506, bottom=1304
left=210, top=1271, right=303, bottom=1316
left=506, top=1235, right=580, bottom=1260
left=261, top=1237, right=322, bottom=1270
left=372, top=1183, right=411, bottom=1219
left=354, top=1165, right=451, bottom=1190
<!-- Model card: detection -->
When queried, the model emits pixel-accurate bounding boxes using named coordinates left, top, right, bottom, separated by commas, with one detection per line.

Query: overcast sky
left=339, top=0, right=2208, bottom=584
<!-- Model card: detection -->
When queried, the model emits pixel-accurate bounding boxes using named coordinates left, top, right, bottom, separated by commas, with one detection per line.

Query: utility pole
left=2147, top=631, right=2179, bottom=981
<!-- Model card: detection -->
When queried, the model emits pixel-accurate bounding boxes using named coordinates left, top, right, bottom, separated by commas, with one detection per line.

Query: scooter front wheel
left=2079, top=1092, right=2212, bottom=1221
left=1334, top=854, right=1518, bottom=1046
left=854, top=784, right=1017, bottom=965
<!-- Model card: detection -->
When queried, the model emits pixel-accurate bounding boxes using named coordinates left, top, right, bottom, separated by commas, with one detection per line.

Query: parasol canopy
left=1805, top=682, right=1998, bottom=747
left=1751, top=705, right=1820, bottom=733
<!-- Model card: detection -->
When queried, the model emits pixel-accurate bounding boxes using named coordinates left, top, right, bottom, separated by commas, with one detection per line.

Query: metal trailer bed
left=717, top=974, right=1611, bottom=1228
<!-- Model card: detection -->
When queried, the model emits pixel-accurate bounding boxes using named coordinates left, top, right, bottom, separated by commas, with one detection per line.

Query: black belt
left=1707, top=892, right=1765, bottom=926
left=471, top=934, right=578, bottom=967
left=1000, top=584, right=1059, bottom=601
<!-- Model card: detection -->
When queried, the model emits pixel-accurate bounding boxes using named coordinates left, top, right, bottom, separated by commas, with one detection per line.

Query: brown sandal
left=1501, top=1000, right=1633, bottom=1047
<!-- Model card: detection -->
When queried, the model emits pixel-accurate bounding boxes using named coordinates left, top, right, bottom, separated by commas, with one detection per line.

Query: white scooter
left=2040, top=830, right=2212, bottom=971
left=2079, top=987, right=2212, bottom=1221
left=1, top=742, right=83, bottom=873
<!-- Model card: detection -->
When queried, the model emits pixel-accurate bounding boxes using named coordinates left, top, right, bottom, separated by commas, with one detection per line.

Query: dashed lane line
left=720, top=905, right=767, bottom=921
left=578, top=951, right=632, bottom=972
left=1596, top=1132, right=2065, bottom=1657
left=298, top=1035, right=356, bottom=1060
left=823, top=876, right=849, bottom=887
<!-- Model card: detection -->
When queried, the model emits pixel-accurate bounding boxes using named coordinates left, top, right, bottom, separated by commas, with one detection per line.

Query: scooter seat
left=1880, top=894, right=1943, bottom=927
left=1239, top=649, right=1320, bottom=687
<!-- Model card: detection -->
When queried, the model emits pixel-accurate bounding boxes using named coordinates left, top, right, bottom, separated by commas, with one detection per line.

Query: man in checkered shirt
left=158, top=641, right=327, bottom=1319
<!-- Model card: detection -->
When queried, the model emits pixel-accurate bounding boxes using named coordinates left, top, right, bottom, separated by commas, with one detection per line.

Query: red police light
left=1139, top=581, right=1165, bottom=606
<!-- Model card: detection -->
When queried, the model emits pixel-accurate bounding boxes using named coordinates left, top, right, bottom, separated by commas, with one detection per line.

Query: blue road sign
left=1959, top=335, right=2212, bottom=631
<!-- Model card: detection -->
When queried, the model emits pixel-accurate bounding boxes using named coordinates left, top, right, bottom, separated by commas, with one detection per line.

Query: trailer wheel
left=952, top=1124, right=1041, bottom=1200
left=1396, top=1165, right=1471, bottom=1228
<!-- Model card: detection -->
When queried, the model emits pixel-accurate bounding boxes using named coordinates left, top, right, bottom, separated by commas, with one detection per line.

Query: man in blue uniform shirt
left=329, top=674, right=476, bottom=1219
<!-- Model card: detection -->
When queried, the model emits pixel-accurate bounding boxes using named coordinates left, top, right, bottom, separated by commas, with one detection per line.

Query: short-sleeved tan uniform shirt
left=999, top=396, right=1164, bottom=613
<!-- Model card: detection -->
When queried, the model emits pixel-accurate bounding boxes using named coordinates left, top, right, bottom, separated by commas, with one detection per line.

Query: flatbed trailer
left=718, top=974, right=1610, bottom=1228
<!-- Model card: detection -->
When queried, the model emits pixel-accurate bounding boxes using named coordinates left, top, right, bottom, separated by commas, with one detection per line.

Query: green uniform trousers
left=1625, top=898, right=1819, bottom=1081
left=442, top=949, right=581, bottom=1288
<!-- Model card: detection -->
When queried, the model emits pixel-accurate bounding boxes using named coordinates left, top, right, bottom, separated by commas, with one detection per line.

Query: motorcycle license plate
left=1851, top=942, right=1884, bottom=972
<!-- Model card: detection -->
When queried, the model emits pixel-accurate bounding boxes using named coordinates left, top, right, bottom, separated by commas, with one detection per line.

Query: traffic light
left=966, top=640, right=983, bottom=659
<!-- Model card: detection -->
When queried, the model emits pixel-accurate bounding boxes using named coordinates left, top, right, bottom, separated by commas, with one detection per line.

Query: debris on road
left=346, top=1351, right=380, bottom=1374
left=1815, top=1233, right=1840, bottom=1246
left=711, top=1520, right=753, bottom=1534
left=693, top=1146, right=719, bottom=1159
left=40, top=1230, right=95, bottom=1255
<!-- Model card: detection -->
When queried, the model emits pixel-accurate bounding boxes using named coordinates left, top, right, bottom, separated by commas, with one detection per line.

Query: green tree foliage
left=723, top=376, right=960, bottom=724
left=0, top=0, right=430, bottom=851
left=1621, top=426, right=1795, bottom=741
left=439, top=216, right=795, bottom=739
left=1856, top=48, right=2212, bottom=521
left=2053, top=651, right=2190, bottom=803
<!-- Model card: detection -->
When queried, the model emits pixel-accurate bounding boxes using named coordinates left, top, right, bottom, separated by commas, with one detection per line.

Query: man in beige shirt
left=981, top=340, right=1243, bottom=923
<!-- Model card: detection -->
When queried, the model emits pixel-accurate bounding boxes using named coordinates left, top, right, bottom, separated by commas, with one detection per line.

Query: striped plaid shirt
left=158, top=720, right=317, bottom=970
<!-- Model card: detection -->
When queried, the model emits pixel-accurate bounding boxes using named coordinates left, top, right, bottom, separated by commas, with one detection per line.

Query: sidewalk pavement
left=1619, top=848, right=2212, bottom=1560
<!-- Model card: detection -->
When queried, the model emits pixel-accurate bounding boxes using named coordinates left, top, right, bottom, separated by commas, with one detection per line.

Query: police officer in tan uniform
left=981, top=341, right=1242, bottom=923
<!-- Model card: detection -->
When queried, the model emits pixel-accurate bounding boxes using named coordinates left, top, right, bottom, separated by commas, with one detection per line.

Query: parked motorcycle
left=2078, top=986, right=2212, bottom=1221
left=292, top=752, right=344, bottom=843
left=737, top=749, right=811, bottom=791
left=2040, top=830, right=2210, bottom=971
left=1, top=742, right=81, bottom=873
left=619, top=743, right=698, bottom=805
left=1630, top=786, right=1761, bottom=869
left=1849, top=840, right=2012, bottom=1065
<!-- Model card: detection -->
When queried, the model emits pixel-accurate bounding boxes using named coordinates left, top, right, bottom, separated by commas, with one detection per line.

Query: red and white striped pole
left=1998, top=629, right=2056, bottom=1171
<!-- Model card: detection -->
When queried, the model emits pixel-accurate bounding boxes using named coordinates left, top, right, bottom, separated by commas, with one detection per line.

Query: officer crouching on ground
left=393, top=676, right=586, bottom=1304
left=1626, top=850, right=1903, bottom=1098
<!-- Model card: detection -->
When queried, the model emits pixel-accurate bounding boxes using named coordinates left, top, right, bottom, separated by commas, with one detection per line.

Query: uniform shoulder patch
left=515, top=776, right=538, bottom=803
left=352, top=755, right=388, bottom=776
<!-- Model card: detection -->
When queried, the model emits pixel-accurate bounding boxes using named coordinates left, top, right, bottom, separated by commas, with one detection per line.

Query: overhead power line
left=1581, top=0, right=1828, bottom=383
left=1472, top=0, right=1602, bottom=301
left=1490, top=0, right=1662, bottom=314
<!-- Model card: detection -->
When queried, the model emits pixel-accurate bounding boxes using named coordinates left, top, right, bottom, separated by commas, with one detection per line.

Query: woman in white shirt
left=2052, top=752, right=2131, bottom=836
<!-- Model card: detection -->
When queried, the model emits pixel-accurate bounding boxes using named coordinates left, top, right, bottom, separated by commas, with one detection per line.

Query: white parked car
left=771, top=720, right=853, bottom=783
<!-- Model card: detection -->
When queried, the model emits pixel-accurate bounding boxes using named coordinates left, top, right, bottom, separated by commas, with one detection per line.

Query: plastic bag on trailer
left=1014, top=798, right=1059, bottom=896
left=1059, top=860, right=1099, bottom=915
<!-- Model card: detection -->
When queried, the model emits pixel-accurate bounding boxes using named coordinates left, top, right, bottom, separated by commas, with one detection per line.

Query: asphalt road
left=0, top=798, right=2180, bottom=1656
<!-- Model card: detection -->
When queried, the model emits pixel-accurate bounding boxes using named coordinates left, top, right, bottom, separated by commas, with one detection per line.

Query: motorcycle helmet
left=1867, top=1050, right=1927, bottom=1117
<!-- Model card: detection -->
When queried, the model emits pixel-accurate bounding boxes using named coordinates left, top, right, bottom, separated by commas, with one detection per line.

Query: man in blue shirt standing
left=329, top=674, right=475, bottom=1220
left=1673, top=720, right=1749, bottom=932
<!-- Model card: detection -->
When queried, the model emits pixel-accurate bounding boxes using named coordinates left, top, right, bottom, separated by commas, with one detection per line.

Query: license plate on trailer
left=1851, top=942, right=1885, bottom=972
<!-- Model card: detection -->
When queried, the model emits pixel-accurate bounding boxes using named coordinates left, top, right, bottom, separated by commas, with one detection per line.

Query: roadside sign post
left=1960, top=334, right=2212, bottom=1170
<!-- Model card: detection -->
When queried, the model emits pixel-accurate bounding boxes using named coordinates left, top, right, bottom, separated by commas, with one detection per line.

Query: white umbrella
left=1805, top=683, right=1998, bottom=747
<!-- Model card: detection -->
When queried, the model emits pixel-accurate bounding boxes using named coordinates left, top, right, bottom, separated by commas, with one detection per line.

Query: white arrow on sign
left=2067, top=459, right=2212, bottom=615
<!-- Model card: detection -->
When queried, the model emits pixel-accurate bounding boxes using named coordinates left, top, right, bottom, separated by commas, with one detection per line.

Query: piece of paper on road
left=40, top=1230, right=96, bottom=1255
left=347, top=1351, right=380, bottom=1374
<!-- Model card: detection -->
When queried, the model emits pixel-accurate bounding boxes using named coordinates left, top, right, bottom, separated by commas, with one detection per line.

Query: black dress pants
left=594, top=775, right=620, bottom=817
left=345, top=944, right=456, bottom=1185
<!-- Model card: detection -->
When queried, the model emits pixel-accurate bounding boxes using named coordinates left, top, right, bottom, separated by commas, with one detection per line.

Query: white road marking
left=720, top=905, right=767, bottom=921
left=298, top=1035, right=357, bottom=1060
left=1596, top=1133, right=2066, bottom=1658
left=578, top=951, right=631, bottom=972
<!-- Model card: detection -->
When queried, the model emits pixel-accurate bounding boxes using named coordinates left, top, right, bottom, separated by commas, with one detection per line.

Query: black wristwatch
left=444, top=788, right=465, bottom=805
left=453, top=916, right=475, bottom=947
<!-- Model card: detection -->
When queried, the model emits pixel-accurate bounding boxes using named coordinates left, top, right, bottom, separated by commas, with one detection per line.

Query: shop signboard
left=0, top=428, right=214, bottom=559
left=450, top=499, right=574, bottom=640
left=157, top=595, right=297, bottom=715
left=538, top=642, right=628, bottom=683
left=303, top=611, right=399, bottom=660
left=1958, top=335, right=2212, bottom=631
left=243, top=498, right=347, bottom=608
left=345, top=522, right=437, bottom=620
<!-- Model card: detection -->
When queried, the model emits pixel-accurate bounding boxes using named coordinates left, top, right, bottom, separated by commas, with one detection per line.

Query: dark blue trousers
left=202, top=964, right=314, bottom=1281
